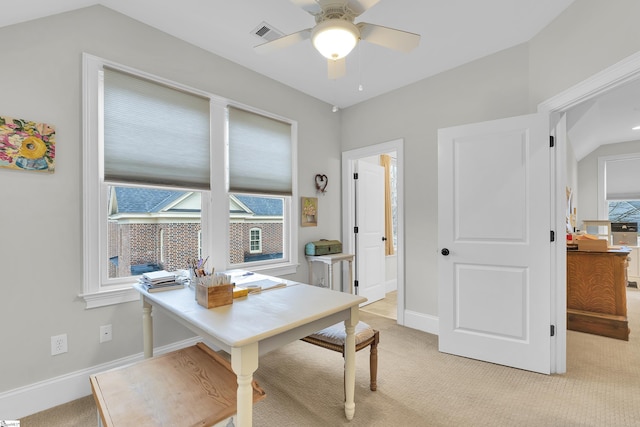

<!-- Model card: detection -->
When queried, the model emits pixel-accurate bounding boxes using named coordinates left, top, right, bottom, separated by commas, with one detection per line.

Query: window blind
left=606, top=156, right=640, bottom=200
left=103, top=68, right=210, bottom=189
left=228, top=107, right=292, bottom=195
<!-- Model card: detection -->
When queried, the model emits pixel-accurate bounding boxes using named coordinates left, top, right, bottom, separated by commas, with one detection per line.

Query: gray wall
left=0, top=5, right=341, bottom=394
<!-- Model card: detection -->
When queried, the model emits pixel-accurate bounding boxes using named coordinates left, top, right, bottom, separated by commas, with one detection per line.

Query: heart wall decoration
left=315, top=174, right=328, bottom=194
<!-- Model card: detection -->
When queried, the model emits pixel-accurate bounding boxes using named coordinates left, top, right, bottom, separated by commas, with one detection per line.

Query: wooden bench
left=90, top=342, right=265, bottom=427
left=301, top=321, right=379, bottom=391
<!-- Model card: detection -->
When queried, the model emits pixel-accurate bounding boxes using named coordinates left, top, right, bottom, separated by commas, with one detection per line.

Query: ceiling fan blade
left=346, top=0, right=381, bottom=17
left=289, top=0, right=323, bottom=15
left=327, top=57, right=346, bottom=80
left=254, top=29, right=312, bottom=55
left=358, top=23, right=420, bottom=52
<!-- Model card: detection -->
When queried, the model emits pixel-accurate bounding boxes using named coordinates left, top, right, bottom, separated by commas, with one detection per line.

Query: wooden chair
left=89, top=342, right=265, bottom=427
left=301, top=321, right=379, bottom=391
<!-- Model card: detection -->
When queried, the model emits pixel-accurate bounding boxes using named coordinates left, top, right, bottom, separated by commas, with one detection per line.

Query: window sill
left=238, top=262, right=297, bottom=278
left=80, top=286, right=140, bottom=309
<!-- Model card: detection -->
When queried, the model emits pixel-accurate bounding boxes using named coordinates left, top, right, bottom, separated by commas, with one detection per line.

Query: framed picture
left=301, top=197, right=318, bottom=227
left=0, top=115, right=56, bottom=173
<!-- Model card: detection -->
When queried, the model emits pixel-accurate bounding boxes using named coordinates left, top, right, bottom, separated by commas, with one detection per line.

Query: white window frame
left=249, top=227, right=263, bottom=254
left=81, top=53, right=298, bottom=308
left=160, top=228, right=165, bottom=263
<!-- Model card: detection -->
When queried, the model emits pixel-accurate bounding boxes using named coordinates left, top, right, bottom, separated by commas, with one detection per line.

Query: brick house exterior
left=108, top=188, right=283, bottom=277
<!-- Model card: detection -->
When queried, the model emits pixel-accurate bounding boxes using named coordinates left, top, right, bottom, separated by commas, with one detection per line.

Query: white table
left=134, top=272, right=366, bottom=427
left=306, top=253, right=355, bottom=293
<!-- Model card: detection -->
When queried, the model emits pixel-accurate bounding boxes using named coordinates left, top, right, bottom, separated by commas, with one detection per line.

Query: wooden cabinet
left=566, top=249, right=630, bottom=340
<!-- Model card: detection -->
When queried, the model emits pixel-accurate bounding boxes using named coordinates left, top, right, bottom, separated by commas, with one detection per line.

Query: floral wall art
left=301, top=196, right=318, bottom=227
left=0, top=115, right=56, bottom=173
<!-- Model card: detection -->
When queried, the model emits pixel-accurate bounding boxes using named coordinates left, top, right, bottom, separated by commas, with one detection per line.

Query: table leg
left=344, top=306, right=359, bottom=420
left=142, top=298, right=153, bottom=358
left=231, top=342, right=259, bottom=427
left=327, top=262, right=333, bottom=290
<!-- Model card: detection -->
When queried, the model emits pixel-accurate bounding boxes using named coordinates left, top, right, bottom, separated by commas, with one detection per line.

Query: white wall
left=0, top=5, right=341, bottom=415
left=528, top=0, right=640, bottom=109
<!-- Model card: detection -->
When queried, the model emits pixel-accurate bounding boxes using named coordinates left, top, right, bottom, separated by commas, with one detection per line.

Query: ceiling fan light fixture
left=312, top=19, right=359, bottom=60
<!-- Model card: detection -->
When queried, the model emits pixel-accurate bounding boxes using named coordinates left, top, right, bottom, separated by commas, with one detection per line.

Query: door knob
left=441, top=248, right=450, bottom=256
left=382, top=236, right=387, bottom=241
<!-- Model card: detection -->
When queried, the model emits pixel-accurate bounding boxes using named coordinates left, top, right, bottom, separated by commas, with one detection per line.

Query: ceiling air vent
left=251, top=22, right=284, bottom=42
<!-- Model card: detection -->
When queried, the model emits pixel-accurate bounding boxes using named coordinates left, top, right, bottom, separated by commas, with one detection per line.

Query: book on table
left=141, top=270, right=176, bottom=284
left=139, top=270, right=183, bottom=292
left=141, top=281, right=184, bottom=292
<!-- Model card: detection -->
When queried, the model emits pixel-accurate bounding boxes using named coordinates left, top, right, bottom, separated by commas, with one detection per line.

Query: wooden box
left=305, top=239, right=342, bottom=256
left=577, top=239, right=609, bottom=252
left=197, top=284, right=233, bottom=308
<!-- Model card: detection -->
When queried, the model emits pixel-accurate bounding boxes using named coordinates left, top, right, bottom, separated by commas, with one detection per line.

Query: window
left=227, top=107, right=293, bottom=269
left=599, top=154, right=640, bottom=220
left=108, top=187, right=201, bottom=279
left=609, top=200, right=640, bottom=223
left=250, top=228, right=262, bottom=253
left=82, top=54, right=297, bottom=308
left=230, top=194, right=285, bottom=264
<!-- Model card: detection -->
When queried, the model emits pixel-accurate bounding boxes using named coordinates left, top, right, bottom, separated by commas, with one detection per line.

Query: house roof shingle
left=114, top=188, right=282, bottom=216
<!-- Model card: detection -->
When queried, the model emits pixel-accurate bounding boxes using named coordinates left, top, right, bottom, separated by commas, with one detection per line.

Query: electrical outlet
left=51, top=334, right=68, bottom=355
left=100, top=324, right=112, bottom=343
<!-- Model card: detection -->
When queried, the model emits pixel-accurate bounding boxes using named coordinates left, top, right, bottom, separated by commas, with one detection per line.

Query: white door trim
left=538, top=49, right=640, bottom=374
left=342, top=139, right=405, bottom=325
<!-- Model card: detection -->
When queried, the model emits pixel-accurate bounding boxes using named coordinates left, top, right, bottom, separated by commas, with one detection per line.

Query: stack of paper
left=139, top=270, right=183, bottom=292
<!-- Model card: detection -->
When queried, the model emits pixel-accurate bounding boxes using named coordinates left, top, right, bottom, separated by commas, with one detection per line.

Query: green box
left=305, top=240, right=342, bottom=256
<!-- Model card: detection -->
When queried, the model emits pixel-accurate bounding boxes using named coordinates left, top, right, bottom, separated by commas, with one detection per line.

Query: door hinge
left=551, top=325, right=555, bottom=337
left=354, top=226, right=359, bottom=233
left=550, top=135, right=555, bottom=147
left=550, top=230, right=555, bottom=242
left=353, top=172, right=358, bottom=179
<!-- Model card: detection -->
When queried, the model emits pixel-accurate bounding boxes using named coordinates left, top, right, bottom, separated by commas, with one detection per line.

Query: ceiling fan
left=254, top=0, right=421, bottom=79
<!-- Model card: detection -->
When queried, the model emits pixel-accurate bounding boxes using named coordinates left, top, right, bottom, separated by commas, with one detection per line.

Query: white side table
left=307, top=253, right=354, bottom=293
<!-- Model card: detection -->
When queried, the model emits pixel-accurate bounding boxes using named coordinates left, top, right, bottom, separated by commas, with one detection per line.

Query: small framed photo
left=301, top=197, right=318, bottom=227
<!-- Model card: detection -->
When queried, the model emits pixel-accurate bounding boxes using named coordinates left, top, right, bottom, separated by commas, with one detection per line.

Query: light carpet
left=21, top=288, right=640, bottom=426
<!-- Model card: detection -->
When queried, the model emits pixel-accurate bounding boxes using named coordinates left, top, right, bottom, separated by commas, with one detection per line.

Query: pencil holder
left=196, top=283, right=233, bottom=308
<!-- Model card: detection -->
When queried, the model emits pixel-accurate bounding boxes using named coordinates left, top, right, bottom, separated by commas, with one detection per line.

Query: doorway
left=540, top=49, right=640, bottom=373
left=342, top=139, right=405, bottom=325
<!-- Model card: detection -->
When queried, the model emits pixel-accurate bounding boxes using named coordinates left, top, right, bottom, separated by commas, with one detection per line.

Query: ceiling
left=3, top=0, right=574, bottom=108
left=567, top=78, right=640, bottom=161
left=3, top=0, right=640, bottom=158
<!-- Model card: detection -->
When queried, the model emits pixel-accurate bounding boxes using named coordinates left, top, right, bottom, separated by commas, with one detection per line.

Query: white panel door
left=438, top=113, right=551, bottom=374
left=355, top=160, right=386, bottom=304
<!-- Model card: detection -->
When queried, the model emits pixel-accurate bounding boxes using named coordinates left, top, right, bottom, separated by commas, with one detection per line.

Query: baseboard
left=403, top=310, right=439, bottom=335
left=0, top=337, right=202, bottom=420
left=385, top=278, right=397, bottom=293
